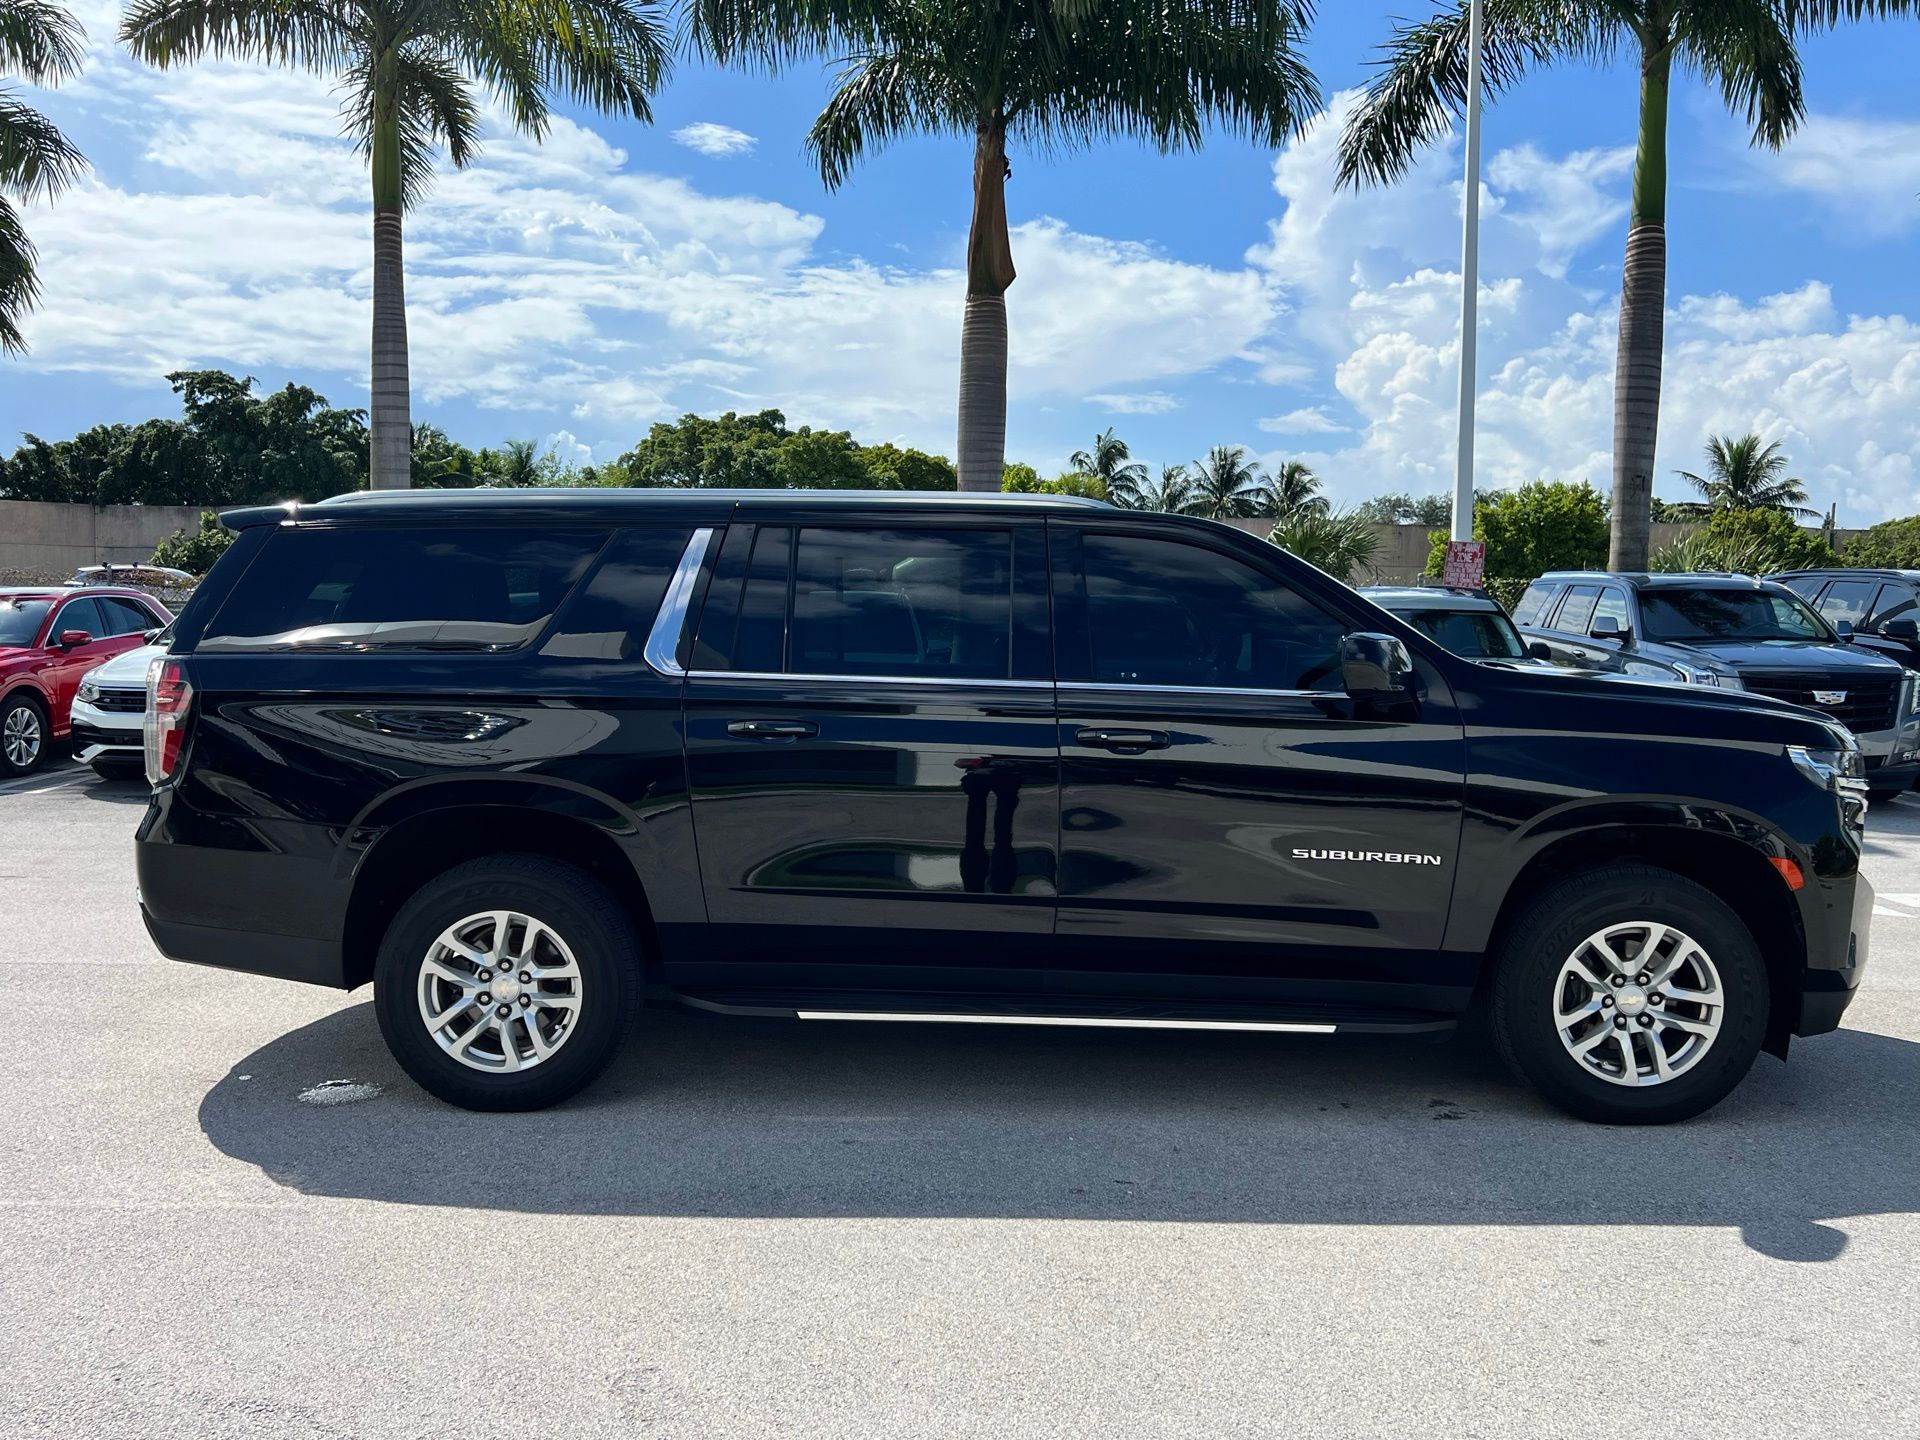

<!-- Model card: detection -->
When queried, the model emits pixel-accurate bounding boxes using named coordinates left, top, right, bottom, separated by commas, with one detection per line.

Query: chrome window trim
left=642, top=526, right=715, bottom=678
left=688, top=669, right=1051, bottom=690
left=1058, top=680, right=1327, bottom=700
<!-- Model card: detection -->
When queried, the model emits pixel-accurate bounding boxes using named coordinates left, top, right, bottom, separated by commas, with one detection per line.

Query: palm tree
left=1676, top=433, right=1817, bottom=518
left=1270, top=507, right=1380, bottom=584
left=1137, top=463, right=1193, bottom=513
left=1185, top=445, right=1270, bottom=520
left=692, top=2, right=1320, bottom=491
left=1266, top=458, right=1326, bottom=521
left=121, top=0, right=669, bottom=490
left=1, top=0, right=88, bottom=354
left=1337, top=1, right=1811, bottom=571
left=1070, top=427, right=1148, bottom=507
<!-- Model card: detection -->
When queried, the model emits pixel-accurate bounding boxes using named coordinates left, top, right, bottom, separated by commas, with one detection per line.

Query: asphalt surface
left=3, top=754, right=1918, bottom=1438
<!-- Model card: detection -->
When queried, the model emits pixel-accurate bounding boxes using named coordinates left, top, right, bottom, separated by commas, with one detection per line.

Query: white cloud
left=671, top=122, right=758, bottom=159
left=1487, top=143, right=1633, bottom=278
left=1085, top=391, right=1182, bottom=415
left=1763, top=112, right=1920, bottom=238
left=1258, top=406, right=1348, bottom=435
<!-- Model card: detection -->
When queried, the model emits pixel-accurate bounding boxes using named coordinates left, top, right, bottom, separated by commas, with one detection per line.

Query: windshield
left=1640, top=588, right=1832, bottom=644
left=0, top=599, right=52, bottom=647
left=1403, top=607, right=1527, bottom=659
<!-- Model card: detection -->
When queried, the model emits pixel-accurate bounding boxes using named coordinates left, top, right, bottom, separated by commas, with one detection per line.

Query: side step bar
left=795, top=1011, right=1337, bottom=1034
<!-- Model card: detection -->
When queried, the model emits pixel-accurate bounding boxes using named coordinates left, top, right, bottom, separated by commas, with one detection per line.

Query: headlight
left=76, top=678, right=99, bottom=703
left=1672, top=661, right=1744, bottom=690
left=1904, top=671, right=1920, bottom=715
left=1789, top=743, right=1870, bottom=827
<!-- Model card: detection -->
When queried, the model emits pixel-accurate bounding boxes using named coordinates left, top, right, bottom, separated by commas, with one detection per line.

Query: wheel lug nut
left=1639, top=1015, right=1654, bottom=1027
left=478, top=970, right=492, bottom=983
left=478, top=992, right=491, bottom=1005
left=1636, top=973, right=1650, bottom=985
left=496, top=1004, right=511, bottom=1018
left=519, top=995, right=532, bottom=1007
left=1615, top=1016, right=1628, bottom=1029
left=1609, top=976, right=1625, bottom=988
left=1601, top=995, right=1614, bottom=1007
left=1650, top=993, right=1663, bottom=1006
left=519, top=971, right=531, bottom=984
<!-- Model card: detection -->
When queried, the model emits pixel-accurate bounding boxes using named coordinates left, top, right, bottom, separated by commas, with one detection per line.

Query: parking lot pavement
left=2, top=779, right=1917, bottom=1440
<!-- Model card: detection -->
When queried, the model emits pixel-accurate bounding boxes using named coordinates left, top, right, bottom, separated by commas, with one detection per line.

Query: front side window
left=1591, top=588, right=1632, bottom=635
left=1872, top=584, right=1918, bottom=627
left=1639, top=587, right=1830, bottom=643
left=53, top=597, right=106, bottom=641
left=1073, top=533, right=1346, bottom=691
left=789, top=528, right=1013, bottom=679
left=201, top=526, right=608, bottom=653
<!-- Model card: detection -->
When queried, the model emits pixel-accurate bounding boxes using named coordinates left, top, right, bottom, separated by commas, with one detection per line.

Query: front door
left=1048, top=521, right=1468, bottom=1012
left=680, top=517, right=1058, bottom=994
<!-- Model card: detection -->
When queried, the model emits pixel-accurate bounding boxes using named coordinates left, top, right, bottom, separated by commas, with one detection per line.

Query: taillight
left=145, top=657, right=193, bottom=785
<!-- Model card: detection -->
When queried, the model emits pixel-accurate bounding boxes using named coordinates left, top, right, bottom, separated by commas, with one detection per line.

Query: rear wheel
left=1, top=693, right=47, bottom=777
left=1491, top=864, right=1768, bottom=1124
left=373, top=855, right=640, bottom=1111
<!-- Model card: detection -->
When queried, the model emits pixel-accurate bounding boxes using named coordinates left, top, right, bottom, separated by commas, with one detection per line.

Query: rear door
left=1048, top=519, right=1467, bottom=1010
left=679, top=515, right=1058, bottom=994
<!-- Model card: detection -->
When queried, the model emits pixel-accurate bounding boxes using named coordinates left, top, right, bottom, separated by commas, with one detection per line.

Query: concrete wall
left=0, top=500, right=205, bottom=579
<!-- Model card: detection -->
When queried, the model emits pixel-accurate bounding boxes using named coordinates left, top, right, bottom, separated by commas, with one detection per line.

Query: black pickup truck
left=135, top=490, right=1873, bottom=1124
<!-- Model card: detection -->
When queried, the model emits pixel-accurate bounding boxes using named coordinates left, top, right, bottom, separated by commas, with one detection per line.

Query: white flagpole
left=1452, top=0, right=1484, bottom=543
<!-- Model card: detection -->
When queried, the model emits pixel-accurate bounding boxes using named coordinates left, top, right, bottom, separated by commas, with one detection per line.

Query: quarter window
left=1071, top=533, right=1346, bottom=691
left=790, top=528, right=1013, bottom=680
left=540, top=527, right=693, bottom=661
left=1511, top=584, right=1555, bottom=627
left=95, top=596, right=160, bottom=636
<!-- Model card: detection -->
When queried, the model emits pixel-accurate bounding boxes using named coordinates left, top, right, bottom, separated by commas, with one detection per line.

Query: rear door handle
left=726, top=719, right=819, bottom=741
left=1075, top=727, right=1171, bottom=753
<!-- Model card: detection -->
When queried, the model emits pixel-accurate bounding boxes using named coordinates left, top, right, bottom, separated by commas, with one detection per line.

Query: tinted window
left=53, top=598, right=106, bottom=640
left=96, top=596, right=160, bottom=636
left=1591, top=588, right=1631, bottom=636
left=203, top=527, right=608, bottom=652
left=1640, top=588, right=1829, bottom=643
left=0, top=598, right=52, bottom=646
left=1815, top=578, right=1877, bottom=627
left=1405, top=608, right=1525, bottom=659
left=790, top=528, right=1011, bottom=679
left=540, top=527, right=693, bottom=661
left=1075, top=533, right=1345, bottom=690
left=1555, top=586, right=1601, bottom=636
left=688, top=524, right=791, bottom=673
left=1511, top=583, right=1555, bottom=627
left=1873, top=584, right=1917, bottom=627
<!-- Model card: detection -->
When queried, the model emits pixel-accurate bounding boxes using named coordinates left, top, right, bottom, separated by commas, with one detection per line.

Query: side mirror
left=1589, top=616, right=1628, bottom=643
left=142, top=628, right=162, bottom=644
left=1527, top=642, right=1552, bottom=662
left=1834, top=619, right=1856, bottom=641
left=1884, top=619, right=1919, bottom=642
left=1341, top=631, right=1414, bottom=698
left=52, top=629, right=92, bottom=649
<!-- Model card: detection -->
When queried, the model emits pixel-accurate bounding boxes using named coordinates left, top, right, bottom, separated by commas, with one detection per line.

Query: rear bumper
left=140, top=903, right=345, bottom=987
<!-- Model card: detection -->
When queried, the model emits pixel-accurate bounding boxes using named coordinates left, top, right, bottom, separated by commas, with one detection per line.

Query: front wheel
left=1491, top=864, right=1768, bottom=1125
left=1, top=693, right=48, bottom=777
left=374, top=855, right=640, bottom=1111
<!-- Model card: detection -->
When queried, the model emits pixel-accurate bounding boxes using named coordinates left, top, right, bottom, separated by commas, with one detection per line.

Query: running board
left=794, top=1011, right=1337, bottom=1034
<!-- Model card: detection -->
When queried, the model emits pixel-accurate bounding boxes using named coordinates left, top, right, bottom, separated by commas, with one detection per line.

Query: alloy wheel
left=3, top=705, right=42, bottom=771
left=1553, top=921, right=1724, bottom=1088
left=415, top=910, right=585, bottom=1074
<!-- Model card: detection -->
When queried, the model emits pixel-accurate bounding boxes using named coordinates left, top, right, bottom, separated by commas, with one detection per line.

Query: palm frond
left=0, top=190, right=37, bottom=354
left=1338, top=0, right=1624, bottom=188
left=1, top=0, right=87, bottom=84
left=808, top=46, right=968, bottom=190
left=0, top=90, right=88, bottom=198
left=1780, top=0, right=1920, bottom=24
left=342, top=42, right=483, bottom=202
left=118, top=0, right=356, bottom=72
left=1678, top=0, right=1806, bottom=148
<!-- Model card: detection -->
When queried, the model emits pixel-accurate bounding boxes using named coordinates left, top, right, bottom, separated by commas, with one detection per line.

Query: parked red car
left=1, top=586, right=174, bottom=777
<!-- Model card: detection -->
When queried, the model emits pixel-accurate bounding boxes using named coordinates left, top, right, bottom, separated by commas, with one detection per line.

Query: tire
left=1490, top=863, right=1768, bottom=1125
left=1, top=692, right=48, bottom=777
left=373, top=855, right=640, bottom=1111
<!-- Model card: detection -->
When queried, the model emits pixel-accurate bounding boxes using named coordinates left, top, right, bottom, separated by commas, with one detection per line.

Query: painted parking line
left=0, top=766, right=93, bottom=798
left=1872, top=891, right=1920, bottom=918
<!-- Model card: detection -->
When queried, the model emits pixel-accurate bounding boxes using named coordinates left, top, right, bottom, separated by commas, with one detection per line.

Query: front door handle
left=726, top=719, right=819, bottom=742
left=1075, top=727, right=1171, bottom=753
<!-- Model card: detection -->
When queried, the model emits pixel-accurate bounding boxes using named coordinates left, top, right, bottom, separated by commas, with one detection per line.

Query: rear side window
left=1815, top=578, right=1877, bottom=628
left=1554, top=585, right=1601, bottom=636
left=790, top=528, right=1012, bottom=680
left=1511, top=584, right=1555, bottom=627
left=201, top=526, right=608, bottom=652
left=96, top=596, right=161, bottom=636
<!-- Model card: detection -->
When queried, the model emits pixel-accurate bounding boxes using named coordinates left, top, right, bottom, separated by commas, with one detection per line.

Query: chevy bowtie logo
left=1813, top=690, right=1848, bottom=705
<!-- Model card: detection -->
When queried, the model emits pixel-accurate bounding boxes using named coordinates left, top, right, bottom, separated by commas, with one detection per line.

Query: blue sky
left=6, top=3, right=1920, bottom=521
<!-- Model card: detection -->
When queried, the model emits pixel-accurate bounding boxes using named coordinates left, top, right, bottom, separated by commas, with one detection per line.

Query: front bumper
left=1853, top=714, right=1920, bottom=786
left=68, top=697, right=141, bottom=762
left=1794, top=869, right=1871, bottom=1037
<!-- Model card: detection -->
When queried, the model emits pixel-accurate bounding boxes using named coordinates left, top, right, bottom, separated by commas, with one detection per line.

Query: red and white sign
left=1441, top=540, right=1487, bottom=589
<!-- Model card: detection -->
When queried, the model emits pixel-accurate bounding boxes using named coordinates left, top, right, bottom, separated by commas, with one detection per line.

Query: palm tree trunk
left=368, top=67, right=411, bottom=491
left=957, top=114, right=1014, bottom=493
left=1608, top=41, right=1671, bottom=570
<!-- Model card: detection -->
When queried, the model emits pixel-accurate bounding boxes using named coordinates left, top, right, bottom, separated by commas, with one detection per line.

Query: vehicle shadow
left=199, top=1001, right=1920, bottom=1260
left=79, top=775, right=150, bottom=805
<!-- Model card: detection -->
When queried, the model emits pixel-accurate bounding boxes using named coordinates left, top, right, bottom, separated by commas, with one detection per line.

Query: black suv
left=1515, top=571, right=1920, bottom=798
left=1774, top=569, right=1920, bottom=675
left=137, top=491, right=1875, bottom=1124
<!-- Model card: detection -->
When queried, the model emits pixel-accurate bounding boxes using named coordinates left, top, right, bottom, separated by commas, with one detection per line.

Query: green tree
left=1000, top=462, right=1041, bottom=491
left=1425, top=480, right=1610, bottom=583
left=410, top=423, right=479, bottom=486
left=1185, top=445, right=1270, bottom=520
left=1136, top=463, right=1193, bottom=514
left=861, top=441, right=957, bottom=490
left=1354, top=490, right=1453, bottom=526
left=1339, top=2, right=1812, bottom=572
left=692, top=1, right=1319, bottom=491
left=1270, top=507, right=1379, bottom=584
left=2, top=0, right=88, bottom=353
left=1650, top=504, right=1834, bottom=573
left=121, top=0, right=668, bottom=490
left=1265, top=458, right=1326, bottom=521
left=1675, top=432, right=1816, bottom=518
left=1000, top=467, right=1105, bottom=500
left=149, top=509, right=236, bottom=575
left=617, top=409, right=956, bottom=490
left=1069, top=428, right=1147, bottom=506
left=1841, top=515, right=1920, bottom=569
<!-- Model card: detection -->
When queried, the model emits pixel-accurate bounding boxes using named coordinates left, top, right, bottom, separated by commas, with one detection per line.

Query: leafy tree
left=1842, top=516, right=1920, bottom=568
left=1, top=0, right=88, bottom=353
left=1000, top=462, right=1041, bottom=491
left=1265, top=458, right=1326, bottom=521
left=1650, top=504, right=1834, bottom=573
left=1270, top=507, right=1379, bottom=584
left=1353, top=490, right=1454, bottom=526
left=1136, top=463, right=1193, bottom=514
left=410, top=423, right=479, bottom=486
left=1069, top=428, right=1147, bottom=506
left=1675, top=432, right=1816, bottom=518
left=121, top=0, right=669, bottom=489
left=1001, top=467, right=1105, bottom=500
left=1339, top=2, right=1815, bottom=571
left=1185, top=445, right=1270, bottom=520
left=692, top=1, right=1319, bottom=491
left=861, top=441, right=957, bottom=490
left=474, top=438, right=549, bottom=487
left=617, top=409, right=956, bottom=490
left=149, top=510, right=236, bottom=575
left=1425, top=480, right=1610, bottom=582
